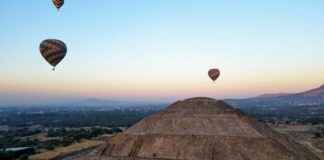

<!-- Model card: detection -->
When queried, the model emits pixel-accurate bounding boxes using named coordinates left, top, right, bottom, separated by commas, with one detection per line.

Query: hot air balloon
left=39, top=39, right=67, bottom=71
left=208, top=68, right=220, bottom=82
left=52, top=0, right=64, bottom=10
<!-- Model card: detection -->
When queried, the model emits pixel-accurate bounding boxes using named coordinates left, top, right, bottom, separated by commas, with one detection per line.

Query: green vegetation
left=0, top=108, right=155, bottom=160
left=0, top=109, right=155, bottom=128
left=240, top=105, right=324, bottom=124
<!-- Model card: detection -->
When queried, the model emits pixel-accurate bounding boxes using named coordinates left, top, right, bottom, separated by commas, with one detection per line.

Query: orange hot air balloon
left=39, top=39, right=67, bottom=71
left=52, top=0, right=64, bottom=10
left=208, top=68, right=220, bottom=82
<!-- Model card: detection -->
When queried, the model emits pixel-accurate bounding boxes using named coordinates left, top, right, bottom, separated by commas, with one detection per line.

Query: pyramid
left=78, top=97, right=319, bottom=160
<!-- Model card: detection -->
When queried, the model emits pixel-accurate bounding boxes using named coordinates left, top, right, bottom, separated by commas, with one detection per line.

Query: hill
left=227, top=84, right=324, bottom=107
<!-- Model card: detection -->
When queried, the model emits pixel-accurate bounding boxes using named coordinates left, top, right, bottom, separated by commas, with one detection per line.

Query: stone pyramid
left=78, top=97, right=319, bottom=160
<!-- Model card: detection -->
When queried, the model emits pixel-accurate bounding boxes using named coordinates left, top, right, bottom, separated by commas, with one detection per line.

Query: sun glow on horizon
left=1, top=1, right=324, bottom=105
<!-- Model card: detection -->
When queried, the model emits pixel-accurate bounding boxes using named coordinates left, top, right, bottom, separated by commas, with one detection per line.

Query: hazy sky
left=1, top=0, right=324, bottom=105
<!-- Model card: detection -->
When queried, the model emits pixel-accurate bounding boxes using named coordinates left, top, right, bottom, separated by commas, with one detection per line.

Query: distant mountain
left=227, top=84, right=324, bottom=107
left=256, top=93, right=290, bottom=98
left=298, top=84, right=324, bottom=97
left=79, top=98, right=135, bottom=107
left=52, top=98, right=168, bottom=111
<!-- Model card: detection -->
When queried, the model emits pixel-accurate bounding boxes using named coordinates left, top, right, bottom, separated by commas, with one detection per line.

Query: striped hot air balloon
left=208, top=68, right=220, bottom=82
left=39, top=39, right=67, bottom=71
left=52, top=0, right=64, bottom=10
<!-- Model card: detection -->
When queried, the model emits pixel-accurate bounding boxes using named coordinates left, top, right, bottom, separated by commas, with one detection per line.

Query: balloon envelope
left=52, top=0, right=64, bottom=10
left=39, top=39, right=67, bottom=69
left=208, top=68, right=220, bottom=81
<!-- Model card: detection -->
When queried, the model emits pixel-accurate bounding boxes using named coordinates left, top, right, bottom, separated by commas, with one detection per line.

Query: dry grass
left=270, top=124, right=324, bottom=160
left=30, top=140, right=103, bottom=160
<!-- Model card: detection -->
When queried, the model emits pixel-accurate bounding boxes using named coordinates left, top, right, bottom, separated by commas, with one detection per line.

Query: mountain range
left=63, top=84, right=324, bottom=109
left=227, top=84, right=324, bottom=107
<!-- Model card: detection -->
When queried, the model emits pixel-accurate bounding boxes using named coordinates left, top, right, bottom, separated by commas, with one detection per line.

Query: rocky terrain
left=73, top=97, right=320, bottom=160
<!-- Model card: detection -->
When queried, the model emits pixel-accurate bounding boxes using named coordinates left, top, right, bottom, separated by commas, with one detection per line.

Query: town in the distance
left=1, top=84, right=324, bottom=160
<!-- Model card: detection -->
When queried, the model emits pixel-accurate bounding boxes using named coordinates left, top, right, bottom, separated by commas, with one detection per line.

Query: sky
left=1, top=0, right=324, bottom=106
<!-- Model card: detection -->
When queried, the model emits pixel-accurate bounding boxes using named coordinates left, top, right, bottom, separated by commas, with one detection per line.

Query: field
left=270, top=124, right=324, bottom=159
left=29, top=140, right=103, bottom=160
